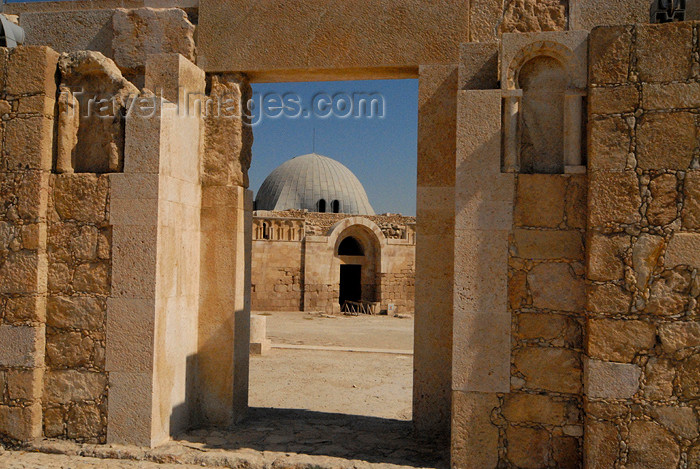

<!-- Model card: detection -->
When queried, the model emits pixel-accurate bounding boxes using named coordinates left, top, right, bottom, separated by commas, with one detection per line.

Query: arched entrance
left=337, top=236, right=365, bottom=307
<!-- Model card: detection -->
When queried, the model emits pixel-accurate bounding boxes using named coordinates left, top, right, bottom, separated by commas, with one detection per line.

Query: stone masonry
left=584, top=22, right=700, bottom=469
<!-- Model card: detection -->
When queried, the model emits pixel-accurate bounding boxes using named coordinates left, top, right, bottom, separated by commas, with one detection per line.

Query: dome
left=255, top=153, right=374, bottom=214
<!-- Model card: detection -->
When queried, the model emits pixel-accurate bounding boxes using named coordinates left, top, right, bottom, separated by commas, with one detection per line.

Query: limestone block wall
left=250, top=239, right=303, bottom=311
left=44, top=174, right=110, bottom=443
left=505, top=173, right=587, bottom=467
left=584, top=22, right=700, bottom=468
left=0, top=46, right=57, bottom=443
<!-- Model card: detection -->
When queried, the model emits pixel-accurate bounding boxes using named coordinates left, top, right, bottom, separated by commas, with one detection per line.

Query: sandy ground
left=249, top=311, right=414, bottom=420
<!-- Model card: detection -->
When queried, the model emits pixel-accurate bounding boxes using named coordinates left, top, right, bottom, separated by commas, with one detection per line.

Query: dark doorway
left=339, top=264, right=362, bottom=306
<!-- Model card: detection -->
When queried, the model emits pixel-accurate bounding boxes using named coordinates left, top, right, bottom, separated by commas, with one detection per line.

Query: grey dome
left=255, top=153, right=374, bottom=214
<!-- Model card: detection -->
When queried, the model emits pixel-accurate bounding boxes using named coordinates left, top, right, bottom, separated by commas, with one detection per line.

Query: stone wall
left=0, top=46, right=57, bottom=444
left=504, top=173, right=587, bottom=467
left=251, top=239, right=303, bottom=311
left=584, top=22, right=700, bottom=469
left=44, top=174, right=110, bottom=443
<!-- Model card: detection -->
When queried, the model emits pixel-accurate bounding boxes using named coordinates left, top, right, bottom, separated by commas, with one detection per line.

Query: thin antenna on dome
left=312, top=127, right=316, bottom=153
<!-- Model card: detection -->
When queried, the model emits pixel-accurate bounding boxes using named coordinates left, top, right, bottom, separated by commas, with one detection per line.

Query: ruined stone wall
left=584, top=22, right=700, bottom=468
left=0, top=46, right=57, bottom=444
left=44, top=174, right=110, bottom=443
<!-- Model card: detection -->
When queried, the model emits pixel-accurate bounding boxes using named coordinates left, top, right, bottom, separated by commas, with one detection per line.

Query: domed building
left=251, top=153, right=415, bottom=315
left=255, top=153, right=375, bottom=214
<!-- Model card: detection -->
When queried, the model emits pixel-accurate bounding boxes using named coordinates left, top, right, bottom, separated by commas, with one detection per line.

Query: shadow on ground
left=176, top=407, right=448, bottom=468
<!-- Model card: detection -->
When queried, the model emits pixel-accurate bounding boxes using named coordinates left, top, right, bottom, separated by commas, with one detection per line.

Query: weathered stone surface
left=645, top=357, right=675, bottom=400
left=585, top=359, right=640, bottom=399
left=6, top=46, right=59, bottom=96
left=589, top=25, right=632, bottom=85
left=683, top=171, right=700, bottom=229
left=43, top=371, right=107, bottom=404
left=552, top=436, right=579, bottom=469
left=53, top=175, right=109, bottom=224
left=0, top=171, right=48, bottom=221
left=4, top=116, right=54, bottom=171
left=43, top=407, right=65, bottom=438
left=451, top=391, right=499, bottom=469
left=627, top=420, right=680, bottom=469
left=587, top=319, right=656, bottom=363
left=509, top=270, right=528, bottom=310
left=452, top=311, right=510, bottom=393
left=72, top=262, right=110, bottom=295
left=22, top=10, right=115, bottom=56
left=589, top=171, right=641, bottom=227
left=587, top=283, right=631, bottom=314
left=512, top=229, right=583, bottom=260
left=506, top=425, right=549, bottom=469
left=514, top=346, right=582, bottom=394
left=0, top=251, right=41, bottom=294
left=589, top=85, right=638, bottom=115
left=635, top=22, right=693, bottom=83
left=502, top=393, right=577, bottom=425
left=650, top=406, right=699, bottom=440
left=0, top=403, right=42, bottom=440
left=528, top=262, right=584, bottom=312
left=500, top=0, right=566, bottom=34
left=203, top=75, right=252, bottom=187
left=666, top=233, right=700, bottom=269
left=7, top=369, right=42, bottom=400
left=679, top=353, right=700, bottom=399
left=583, top=420, right=619, bottom=469
left=643, top=82, right=700, bottom=110
left=458, top=42, right=498, bottom=90
left=46, top=331, right=94, bottom=368
left=638, top=112, right=696, bottom=171
left=587, top=234, right=629, bottom=282
left=4, top=295, right=46, bottom=326
left=647, top=174, right=677, bottom=226
left=659, top=322, right=700, bottom=354
left=58, top=51, right=138, bottom=173
left=47, top=296, right=105, bottom=331
left=517, top=313, right=581, bottom=347
left=66, top=403, right=102, bottom=439
left=0, top=325, right=44, bottom=367
left=632, top=234, right=664, bottom=290
left=588, top=116, right=630, bottom=172
left=197, top=0, right=470, bottom=75
left=565, top=175, right=586, bottom=229
left=645, top=271, right=690, bottom=316
left=514, top=175, right=566, bottom=228
left=112, top=8, right=195, bottom=73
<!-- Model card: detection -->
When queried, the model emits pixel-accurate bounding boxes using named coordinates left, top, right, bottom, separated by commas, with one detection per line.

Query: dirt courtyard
left=249, top=311, right=414, bottom=421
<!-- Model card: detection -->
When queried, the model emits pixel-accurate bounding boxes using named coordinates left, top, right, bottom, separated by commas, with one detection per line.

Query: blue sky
left=249, top=80, right=418, bottom=216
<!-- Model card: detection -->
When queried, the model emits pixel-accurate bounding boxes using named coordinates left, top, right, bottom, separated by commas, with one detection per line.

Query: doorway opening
left=247, top=78, right=417, bottom=426
left=339, top=264, right=362, bottom=305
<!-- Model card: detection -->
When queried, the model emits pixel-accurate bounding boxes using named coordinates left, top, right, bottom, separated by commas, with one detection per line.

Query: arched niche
left=518, top=55, right=568, bottom=173
left=501, top=34, right=588, bottom=175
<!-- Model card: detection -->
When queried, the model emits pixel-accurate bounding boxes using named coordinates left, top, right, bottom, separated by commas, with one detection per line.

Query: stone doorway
left=339, top=264, right=362, bottom=306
